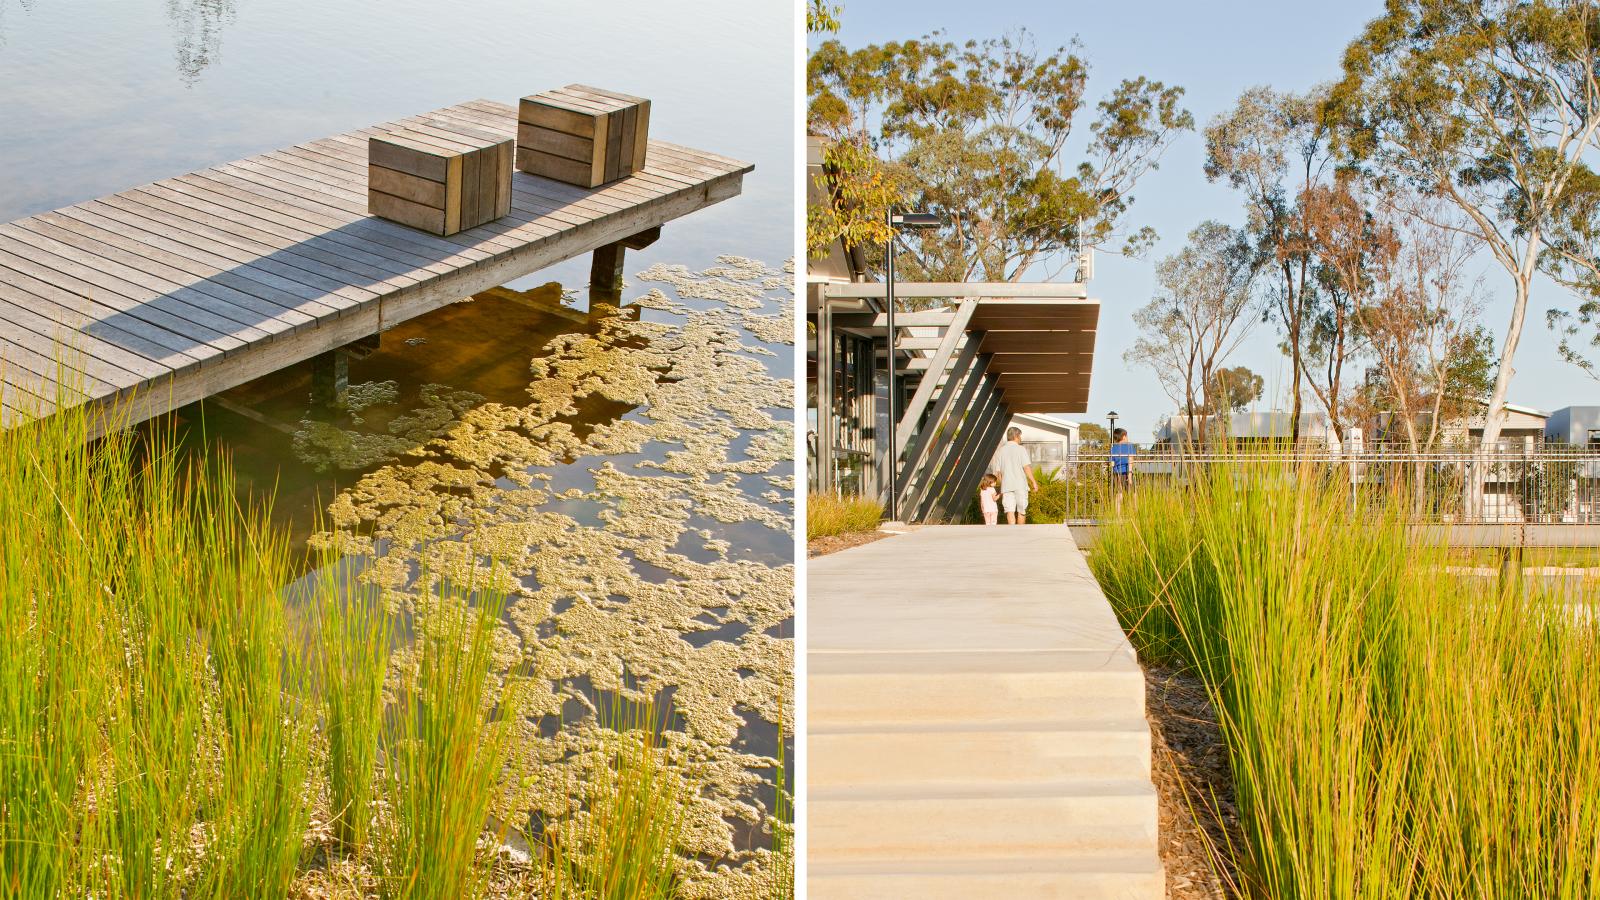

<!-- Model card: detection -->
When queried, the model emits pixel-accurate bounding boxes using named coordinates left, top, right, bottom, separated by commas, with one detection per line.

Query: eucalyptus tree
left=1297, top=175, right=1400, bottom=443
left=1205, top=85, right=1337, bottom=444
left=1330, top=0, right=1600, bottom=450
left=807, top=29, right=1191, bottom=282
left=1125, top=221, right=1262, bottom=445
left=1207, top=365, right=1266, bottom=414
left=1361, top=194, right=1497, bottom=452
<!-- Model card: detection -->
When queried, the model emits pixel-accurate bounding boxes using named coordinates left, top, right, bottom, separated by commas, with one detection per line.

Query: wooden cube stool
left=516, top=85, right=650, bottom=188
left=368, top=120, right=512, bottom=236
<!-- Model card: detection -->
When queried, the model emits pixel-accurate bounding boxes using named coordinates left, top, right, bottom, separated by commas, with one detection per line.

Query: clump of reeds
left=770, top=714, right=794, bottom=900
left=807, top=491, right=883, bottom=537
left=315, top=571, right=394, bottom=852
left=0, top=395, right=313, bottom=897
left=537, top=697, right=687, bottom=899
left=1090, top=456, right=1600, bottom=897
left=374, top=576, right=523, bottom=900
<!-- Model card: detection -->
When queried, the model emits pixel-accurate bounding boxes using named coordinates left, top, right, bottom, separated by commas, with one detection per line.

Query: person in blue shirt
left=1109, top=428, right=1135, bottom=493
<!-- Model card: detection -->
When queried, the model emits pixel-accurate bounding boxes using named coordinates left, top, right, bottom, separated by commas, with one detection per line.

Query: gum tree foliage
left=1078, top=422, right=1110, bottom=448
left=1207, top=365, right=1266, bottom=414
left=1329, top=0, right=1600, bottom=449
left=1360, top=195, right=1498, bottom=451
left=1295, top=175, right=1400, bottom=441
left=806, top=0, right=840, bottom=34
left=804, top=1, right=904, bottom=262
left=1205, top=86, right=1338, bottom=444
left=1125, top=221, right=1261, bottom=445
left=807, top=29, right=1192, bottom=283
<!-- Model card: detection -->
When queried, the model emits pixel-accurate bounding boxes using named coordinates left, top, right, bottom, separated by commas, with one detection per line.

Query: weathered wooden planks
left=0, top=99, right=750, bottom=430
left=367, top=119, right=512, bottom=235
left=517, top=85, right=650, bottom=188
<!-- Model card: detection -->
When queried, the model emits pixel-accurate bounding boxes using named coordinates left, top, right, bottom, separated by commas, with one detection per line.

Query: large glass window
left=1024, top=441, right=1065, bottom=466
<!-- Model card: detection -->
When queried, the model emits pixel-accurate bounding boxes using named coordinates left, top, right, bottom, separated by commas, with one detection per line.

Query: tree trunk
left=1472, top=263, right=1533, bottom=520
left=1479, top=270, right=1532, bottom=452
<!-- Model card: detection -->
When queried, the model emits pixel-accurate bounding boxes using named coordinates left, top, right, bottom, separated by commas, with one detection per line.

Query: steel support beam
left=950, top=400, right=1014, bottom=521
left=897, top=347, right=988, bottom=513
left=916, top=381, right=1004, bottom=522
left=824, top=281, right=1089, bottom=299
left=907, top=374, right=996, bottom=521
left=933, top=387, right=1009, bottom=522
left=895, top=299, right=977, bottom=457
left=814, top=294, right=834, bottom=494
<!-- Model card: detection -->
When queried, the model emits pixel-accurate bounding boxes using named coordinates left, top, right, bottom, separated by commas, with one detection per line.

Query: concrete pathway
left=808, top=524, right=1163, bottom=898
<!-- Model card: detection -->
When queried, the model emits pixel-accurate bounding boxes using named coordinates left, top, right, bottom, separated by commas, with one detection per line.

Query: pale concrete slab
left=809, top=524, right=1130, bottom=654
left=806, top=524, right=1164, bottom=898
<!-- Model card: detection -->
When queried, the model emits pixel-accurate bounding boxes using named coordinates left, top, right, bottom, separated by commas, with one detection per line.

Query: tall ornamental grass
left=0, top=389, right=772, bottom=899
left=315, top=572, right=394, bottom=852
left=1090, top=459, right=1600, bottom=898
left=806, top=492, right=882, bottom=537
left=0, top=401, right=313, bottom=898
left=375, top=577, right=523, bottom=900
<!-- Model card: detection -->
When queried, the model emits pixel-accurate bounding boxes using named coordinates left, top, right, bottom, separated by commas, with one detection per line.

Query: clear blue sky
left=814, top=0, right=1600, bottom=441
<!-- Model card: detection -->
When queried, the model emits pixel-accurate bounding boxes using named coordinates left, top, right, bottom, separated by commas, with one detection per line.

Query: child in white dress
left=978, top=473, right=999, bottom=525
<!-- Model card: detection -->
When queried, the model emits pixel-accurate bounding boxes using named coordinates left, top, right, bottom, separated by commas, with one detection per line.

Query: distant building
left=1545, top=406, right=1600, bottom=448
left=1156, top=411, right=1363, bottom=453
left=1445, top=401, right=1548, bottom=451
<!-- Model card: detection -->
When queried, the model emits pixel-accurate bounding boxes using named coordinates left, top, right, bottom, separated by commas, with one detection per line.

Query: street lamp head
left=890, top=211, right=943, bottom=229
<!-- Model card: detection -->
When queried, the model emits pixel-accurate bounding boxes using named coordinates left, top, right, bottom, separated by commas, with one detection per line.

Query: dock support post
left=309, top=350, right=349, bottom=415
left=308, top=334, right=380, bottom=417
left=589, top=242, right=627, bottom=308
left=589, top=227, right=663, bottom=310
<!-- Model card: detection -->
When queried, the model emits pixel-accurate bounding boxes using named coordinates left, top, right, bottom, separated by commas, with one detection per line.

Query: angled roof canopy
left=817, top=282, right=1099, bottom=414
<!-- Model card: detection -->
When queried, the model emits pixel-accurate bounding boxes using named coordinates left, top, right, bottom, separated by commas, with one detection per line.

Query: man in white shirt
left=991, top=427, right=1038, bottom=524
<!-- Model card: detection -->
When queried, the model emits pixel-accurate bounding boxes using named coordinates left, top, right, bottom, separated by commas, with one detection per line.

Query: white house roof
left=1013, top=413, right=1080, bottom=436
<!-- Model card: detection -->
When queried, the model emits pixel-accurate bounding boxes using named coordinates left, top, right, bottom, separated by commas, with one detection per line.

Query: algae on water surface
left=308, top=257, right=795, bottom=897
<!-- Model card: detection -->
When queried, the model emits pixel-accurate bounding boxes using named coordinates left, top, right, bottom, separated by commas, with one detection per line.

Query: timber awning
left=818, top=282, right=1100, bottom=414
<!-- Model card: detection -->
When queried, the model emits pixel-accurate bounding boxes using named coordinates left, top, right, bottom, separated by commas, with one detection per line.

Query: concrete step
left=809, top=649, right=1145, bottom=727
left=809, top=856, right=1164, bottom=900
left=810, top=717, right=1153, bottom=786
left=809, top=779, right=1158, bottom=862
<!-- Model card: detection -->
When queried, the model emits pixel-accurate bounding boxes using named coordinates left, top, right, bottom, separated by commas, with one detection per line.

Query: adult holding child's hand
left=992, top=426, right=1037, bottom=525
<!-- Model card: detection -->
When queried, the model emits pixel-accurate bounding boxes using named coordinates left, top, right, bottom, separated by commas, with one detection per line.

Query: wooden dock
left=0, top=99, right=751, bottom=428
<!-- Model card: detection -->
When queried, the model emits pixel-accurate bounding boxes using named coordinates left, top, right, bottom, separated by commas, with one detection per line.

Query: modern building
left=1445, top=401, right=1549, bottom=451
left=805, top=138, right=1103, bottom=521
left=1155, top=411, right=1364, bottom=453
left=1545, top=406, right=1600, bottom=448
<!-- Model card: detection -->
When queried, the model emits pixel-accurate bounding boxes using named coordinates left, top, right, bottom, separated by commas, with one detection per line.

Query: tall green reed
left=1090, top=457, right=1600, bottom=898
left=316, top=570, right=394, bottom=852
left=375, top=575, right=522, bottom=900
left=537, top=697, right=686, bottom=900
left=0, top=392, right=314, bottom=898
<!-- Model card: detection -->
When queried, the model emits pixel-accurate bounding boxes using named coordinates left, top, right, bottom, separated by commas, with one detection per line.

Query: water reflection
left=165, top=0, right=235, bottom=85
left=0, top=0, right=30, bottom=46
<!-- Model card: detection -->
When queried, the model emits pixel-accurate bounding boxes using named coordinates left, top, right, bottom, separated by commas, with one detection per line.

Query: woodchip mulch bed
left=1144, top=663, right=1243, bottom=899
left=807, top=530, right=892, bottom=557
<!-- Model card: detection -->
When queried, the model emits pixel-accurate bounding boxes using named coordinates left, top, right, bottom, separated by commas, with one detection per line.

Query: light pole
left=1107, top=410, right=1119, bottom=443
left=884, top=210, right=942, bottom=522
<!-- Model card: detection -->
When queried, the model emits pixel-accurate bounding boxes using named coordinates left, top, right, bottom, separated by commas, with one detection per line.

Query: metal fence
left=1036, top=449, right=1600, bottom=525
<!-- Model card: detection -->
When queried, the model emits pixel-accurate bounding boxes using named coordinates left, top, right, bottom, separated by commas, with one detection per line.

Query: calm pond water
left=1, top=2, right=794, bottom=894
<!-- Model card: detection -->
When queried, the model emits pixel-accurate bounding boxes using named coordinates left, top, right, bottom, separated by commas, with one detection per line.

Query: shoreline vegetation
left=1089, top=457, right=1600, bottom=897
left=1, top=257, right=796, bottom=899
left=804, top=493, right=887, bottom=557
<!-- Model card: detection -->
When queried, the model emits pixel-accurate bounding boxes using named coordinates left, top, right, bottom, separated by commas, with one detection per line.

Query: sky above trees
left=815, top=0, right=1599, bottom=440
